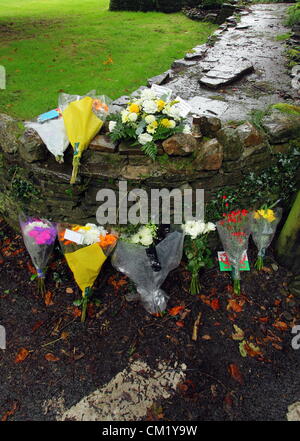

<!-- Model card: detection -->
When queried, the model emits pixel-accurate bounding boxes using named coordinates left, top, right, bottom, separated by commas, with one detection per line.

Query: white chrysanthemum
left=77, top=224, right=107, bottom=245
left=109, top=121, right=117, bottom=132
left=138, top=226, right=154, bottom=246
left=138, top=132, right=153, bottom=145
left=145, top=114, right=156, bottom=124
left=130, top=233, right=140, bottom=244
left=140, top=89, right=157, bottom=101
left=203, top=222, right=216, bottom=234
left=183, top=124, right=192, bottom=134
left=128, top=112, right=138, bottom=122
left=121, top=110, right=130, bottom=123
left=163, top=104, right=181, bottom=120
left=182, top=220, right=206, bottom=239
left=142, top=100, right=158, bottom=114
left=168, top=120, right=176, bottom=129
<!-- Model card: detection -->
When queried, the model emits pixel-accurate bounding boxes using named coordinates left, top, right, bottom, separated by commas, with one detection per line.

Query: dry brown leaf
left=1, top=401, right=19, bottom=421
left=202, top=334, right=212, bottom=340
left=169, top=305, right=185, bottom=316
left=66, top=287, right=74, bottom=294
left=273, top=320, right=289, bottom=331
left=44, top=290, right=54, bottom=306
left=14, top=348, right=29, bottom=364
left=44, top=353, right=60, bottom=362
left=228, top=363, right=244, bottom=384
left=227, top=299, right=245, bottom=313
left=60, top=331, right=69, bottom=340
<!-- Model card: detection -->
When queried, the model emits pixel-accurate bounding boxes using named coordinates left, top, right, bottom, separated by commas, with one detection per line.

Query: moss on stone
left=272, top=103, right=300, bottom=115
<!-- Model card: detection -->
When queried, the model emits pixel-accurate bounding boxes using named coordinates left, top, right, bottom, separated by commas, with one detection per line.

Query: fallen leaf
left=31, top=321, right=44, bottom=333
left=1, top=401, right=19, bottom=421
left=175, top=320, right=185, bottom=328
left=202, top=334, right=212, bottom=340
left=169, top=305, right=185, bottom=316
left=108, top=275, right=128, bottom=291
left=261, top=266, right=272, bottom=273
left=72, top=307, right=82, bottom=318
left=44, top=353, right=60, bottom=362
left=60, top=331, right=69, bottom=340
left=228, top=363, right=244, bottom=384
left=103, top=55, right=113, bottom=65
left=258, top=316, right=269, bottom=323
left=273, top=320, right=289, bottom=331
left=211, top=298, right=220, bottom=311
left=14, top=348, right=30, bottom=364
left=240, top=340, right=263, bottom=358
left=272, top=343, right=283, bottom=350
left=44, top=291, right=54, bottom=306
left=66, top=287, right=74, bottom=294
left=227, top=298, right=245, bottom=313
left=232, top=324, right=244, bottom=341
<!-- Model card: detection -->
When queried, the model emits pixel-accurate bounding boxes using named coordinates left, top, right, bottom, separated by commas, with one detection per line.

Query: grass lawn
left=0, top=0, right=216, bottom=120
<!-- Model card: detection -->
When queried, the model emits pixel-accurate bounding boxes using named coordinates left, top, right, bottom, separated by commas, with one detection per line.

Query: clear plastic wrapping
left=57, top=222, right=118, bottom=321
left=25, top=118, right=69, bottom=163
left=58, top=90, right=112, bottom=120
left=111, top=230, right=184, bottom=314
left=19, top=213, right=57, bottom=294
left=216, top=211, right=251, bottom=293
left=250, top=207, right=282, bottom=268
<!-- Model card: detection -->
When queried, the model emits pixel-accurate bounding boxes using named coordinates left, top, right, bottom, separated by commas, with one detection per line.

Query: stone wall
left=1, top=107, right=299, bottom=229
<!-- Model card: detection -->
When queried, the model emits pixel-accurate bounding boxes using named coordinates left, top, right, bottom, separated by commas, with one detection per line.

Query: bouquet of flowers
left=250, top=207, right=282, bottom=270
left=60, top=91, right=111, bottom=184
left=57, top=223, right=117, bottom=321
left=19, top=214, right=57, bottom=295
left=216, top=210, right=250, bottom=294
left=111, top=223, right=184, bottom=314
left=108, top=88, right=191, bottom=160
left=182, top=220, right=216, bottom=295
left=25, top=106, right=69, bottom=163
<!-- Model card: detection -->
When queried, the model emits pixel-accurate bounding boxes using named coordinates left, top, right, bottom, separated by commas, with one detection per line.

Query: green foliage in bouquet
left=108, top=91, right=188, bottom=160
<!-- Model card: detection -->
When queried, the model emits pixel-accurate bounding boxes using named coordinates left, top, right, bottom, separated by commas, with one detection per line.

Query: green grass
left=0, top=0, right=216, bottom=119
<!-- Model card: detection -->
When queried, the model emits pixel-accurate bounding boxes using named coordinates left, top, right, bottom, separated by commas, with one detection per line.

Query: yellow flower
left=147, top=121, right=158, bottom=134
left=128, top=103, right=140, bottom=114
left=160, top=118, right=172, bottom=128
left=156, top=99, right=166, bottom=111
left=254, top=209, right=276, bottom=222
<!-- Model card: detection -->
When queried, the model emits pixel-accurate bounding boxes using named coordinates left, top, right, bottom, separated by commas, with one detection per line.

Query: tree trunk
left=276, top=190, right=300, bottom=274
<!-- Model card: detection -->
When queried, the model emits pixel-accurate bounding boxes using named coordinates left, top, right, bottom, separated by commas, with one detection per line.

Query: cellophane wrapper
left=111, top=230, right=184, bottom=314
left=250, top=208, right=282, bottom=258
left=56, top=223, right=118, bottom=292
left=216, top=218, right=251, bottom=281
left=58, top=90, right=112, bottom=121
left=19, top=214, right=57, bottom=278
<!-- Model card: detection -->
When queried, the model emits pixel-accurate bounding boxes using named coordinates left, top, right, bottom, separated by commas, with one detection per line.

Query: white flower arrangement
left=126, top=223, right=158, bottom=247
left=182, top=220, right=216, bottom=239
left=108, top=88, right=190, bottom=159
left=76, top=223, right=108, bottom=245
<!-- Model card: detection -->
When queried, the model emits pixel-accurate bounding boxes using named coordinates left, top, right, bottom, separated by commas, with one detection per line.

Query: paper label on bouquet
left=64, top=229, right=84, bottom=245
left=218, top=251, right=250, bottom=271
left=173, top=96, right=192, bottom=117
left=150, top=84, right=173, bottom=100
left=37, top=108, right=61, bottom=123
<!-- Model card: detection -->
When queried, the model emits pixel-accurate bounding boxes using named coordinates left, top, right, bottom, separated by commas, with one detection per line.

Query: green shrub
left=286, top=0, right=300, bottom=26
left=109, top=0, right=182, bottom=12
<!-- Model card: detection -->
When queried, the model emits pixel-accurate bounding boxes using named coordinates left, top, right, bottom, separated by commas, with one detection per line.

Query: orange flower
left=99, top=234, right=117, bottom=248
